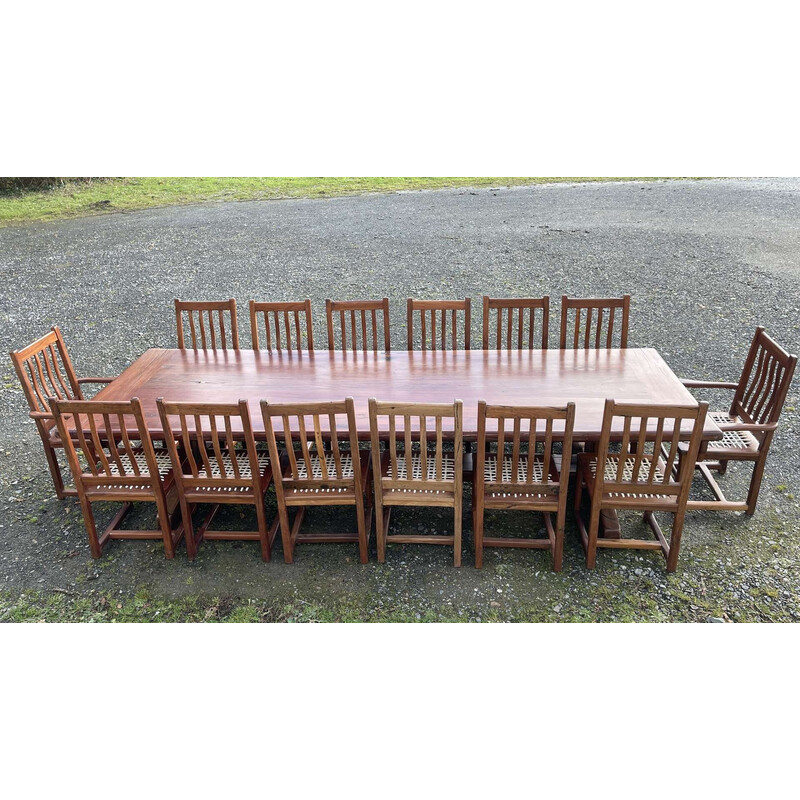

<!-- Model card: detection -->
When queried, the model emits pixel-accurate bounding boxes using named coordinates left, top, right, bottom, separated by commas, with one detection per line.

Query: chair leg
left=179, top=497, right=197, bottom=560
left=80, top=496, right=102, bottom=559
left=746, top=451, right=769, bottom=516
left=376, top=497, right=387, bottom=563
left=553, top=508, right=565, bottom=573
left=453, top=496, right=463, bottom=568
left=154, top=493, right=176, bottom=559
left=473, top=486, right=485, bottom=569
left=44, top=442, right=67, bottom=499
left=278, top=505, right=294, bottom=564
left=666, top=509, right=687, bottom=572
left=355, top=496, right=369, bottom=564
left=254, top=496, right=271, bottom=562
left=585, top=501, right=602, bottom=569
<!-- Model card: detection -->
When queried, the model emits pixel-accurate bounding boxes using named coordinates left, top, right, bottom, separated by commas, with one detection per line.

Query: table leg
left=601, top=508, right=621, bottom=538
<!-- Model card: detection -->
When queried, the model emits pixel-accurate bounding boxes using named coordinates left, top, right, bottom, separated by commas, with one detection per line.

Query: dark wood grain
left=93, top=348, right=722, bottom=441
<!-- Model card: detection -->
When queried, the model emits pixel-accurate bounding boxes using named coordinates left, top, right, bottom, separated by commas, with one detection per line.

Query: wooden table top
left=93, top=348, right=721, bottom=441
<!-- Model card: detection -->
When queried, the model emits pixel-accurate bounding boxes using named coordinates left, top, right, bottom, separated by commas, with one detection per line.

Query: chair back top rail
left=249, top=299, right=314, bottom=351
left=10, top=326, right=82, bottom=415
left=175, top=299, right=239, bottom=351
left=262, top=398, right=363, bottom=495
left=407, top=298, right=471, bottom=351
left=326, top=298, right=390, bottom=352
left=482, top=296, right=549, bottom=350
left=559, top=294, right=630, bottom=350
left=477, top=401, right=575, bottom=494
left=51, top=397, right=162, bottom=490
left=156, top=398, right=260, bottom=490
left=593, top=399, right=708, bottom=497
left=733, top=327, right=797, bottom=426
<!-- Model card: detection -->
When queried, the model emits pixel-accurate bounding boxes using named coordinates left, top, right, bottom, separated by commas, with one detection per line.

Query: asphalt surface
left=1, top=178, right=799, bottom=621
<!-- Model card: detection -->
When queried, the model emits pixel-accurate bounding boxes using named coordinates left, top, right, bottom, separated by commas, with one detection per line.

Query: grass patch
left=0, top=177, right=695, bottom=226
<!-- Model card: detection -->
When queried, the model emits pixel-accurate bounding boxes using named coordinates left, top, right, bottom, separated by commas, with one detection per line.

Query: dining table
left=92, top=347, right=722, bottom=442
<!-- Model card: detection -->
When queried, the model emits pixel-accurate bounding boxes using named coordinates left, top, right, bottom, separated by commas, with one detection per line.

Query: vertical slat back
left=325, top=298, right=391, bottom=352
left=735, top=329, right=797, bottom=425
left=368, top=399, right=462, bottom=489
left=157, top=399, right=257, bottom=489
left=478, top=403, right=573, bottom=491
left=11, top=328, right=82, bottom=414
left=481, top=297, right=550, bottom=350
left=261, top=399, right=359, bottom=488
left=175, top=299, right=239, bottom=350
left=50, top=398, right=161, bottom=490
left=249, top=300, right=314, bottom=351
left=593, top=400, right=708, bottom=496
left=559, top=295, right=631, bottom=349
left=406, top=299, right=471, bottom=351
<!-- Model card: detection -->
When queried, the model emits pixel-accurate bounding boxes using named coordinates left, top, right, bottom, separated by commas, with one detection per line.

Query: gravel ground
left=1, top=177, right=799, bottom=622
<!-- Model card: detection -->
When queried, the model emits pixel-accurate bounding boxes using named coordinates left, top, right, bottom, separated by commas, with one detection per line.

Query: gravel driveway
left=1, top=177, right=798, bottom=621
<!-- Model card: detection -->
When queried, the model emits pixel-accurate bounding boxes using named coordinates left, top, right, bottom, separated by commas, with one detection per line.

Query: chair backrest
left=369, top=398, right=463, bottom=493
left=51, top=397, right=162, bottom=492
left=406, top=299, right=471, bottom=351
left=476, top=401, right=574, bottom=497
left=482, top=296, right=549, bottom=350
left=10, top=326, right=82, bottom=416
left=325, top=298, right=391, bottom=352
left=732, top=327, right=797, bottom=426
left=559, top=295, right=630, bottom=349
left=593, top=399, right=708, bottom=501
left=156, top=399, right=261, bottom=492
left=175, top=299, right=239, bottom=350
left=249, top=300, right=314, bottom=351
left=261, top=398, right=364, bottom=501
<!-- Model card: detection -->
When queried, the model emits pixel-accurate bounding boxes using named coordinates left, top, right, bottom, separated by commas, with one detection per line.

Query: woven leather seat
left=482, top=455, right=555, bottom=500
left=696, top=412, right=758, bottom=454
left=581, top=454, right=670, bottom=500
left=385, top=453, right=456, bottom=495
left=192, top=451, right=270, bottom=492
left=282, top=451, right=371, bottom=498
left=95, top=449, right=175, bottom=491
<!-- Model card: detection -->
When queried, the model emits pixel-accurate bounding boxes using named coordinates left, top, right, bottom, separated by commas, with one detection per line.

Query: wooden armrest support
left=77, top=376, right=115, bottom=384
left=681, top=380, right=739, bottom=390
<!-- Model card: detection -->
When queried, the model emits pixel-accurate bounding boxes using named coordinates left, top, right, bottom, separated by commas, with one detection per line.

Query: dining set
left=9, top=294, right=797, bottom=573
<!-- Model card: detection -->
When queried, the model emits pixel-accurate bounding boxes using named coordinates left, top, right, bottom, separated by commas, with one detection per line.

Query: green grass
left=0, top=177, right=690, bottom=226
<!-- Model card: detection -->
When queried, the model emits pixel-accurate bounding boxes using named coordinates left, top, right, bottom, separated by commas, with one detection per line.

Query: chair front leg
left=355, top=495, right=369, bottom=565
left=453, top=497, right=462, bottom=568
left=746, top=445, right=771, bottom=516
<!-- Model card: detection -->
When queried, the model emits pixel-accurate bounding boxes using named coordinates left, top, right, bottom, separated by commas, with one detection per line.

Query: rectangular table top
left=93, top=348, right=720, bottom=442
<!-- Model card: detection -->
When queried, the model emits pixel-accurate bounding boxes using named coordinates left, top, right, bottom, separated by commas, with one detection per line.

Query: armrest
left=681, top=380, right=739, bottom=390
left=29, top=411, right=54, bottom=421
left=77, top=376, right=115, bottom=384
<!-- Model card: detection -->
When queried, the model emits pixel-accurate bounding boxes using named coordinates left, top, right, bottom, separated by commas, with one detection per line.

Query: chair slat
left=249, top=300, right=314, bottom=351
left=560, top=295, right=630, bottom=350
left=175, top=299, right=239, bottom=350
left=407, top=298, right=471, bottom=351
